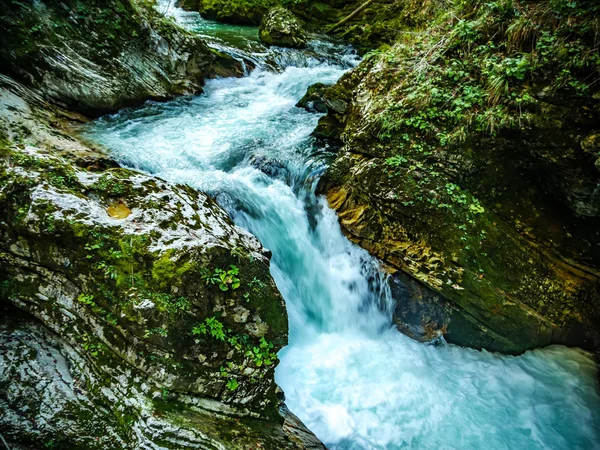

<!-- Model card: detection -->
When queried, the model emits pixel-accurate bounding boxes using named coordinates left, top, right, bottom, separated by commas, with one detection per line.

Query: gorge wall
left=0, top=1, right=323, bottom=448
left=311, top=0, right=600, bottom=353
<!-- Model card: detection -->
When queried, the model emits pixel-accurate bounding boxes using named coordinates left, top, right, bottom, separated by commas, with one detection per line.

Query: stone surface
left=296, top=83, right=330, bottom=114
left=0, top=0, right=241, bottom=116
left=259, top=8, right=307, bottom=49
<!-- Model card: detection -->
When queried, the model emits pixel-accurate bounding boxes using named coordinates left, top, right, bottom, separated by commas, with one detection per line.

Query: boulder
left=259, top=8, right=307, bottom=49
left=296, top=83, right=330, bottom=113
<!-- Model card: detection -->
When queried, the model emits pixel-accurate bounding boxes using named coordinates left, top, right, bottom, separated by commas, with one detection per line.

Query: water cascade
left=83, top=5, right=600, bottom=449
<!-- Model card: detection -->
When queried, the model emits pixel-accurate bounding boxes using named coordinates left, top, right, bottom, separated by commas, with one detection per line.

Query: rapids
left=82, top=4, right=600, bottom=449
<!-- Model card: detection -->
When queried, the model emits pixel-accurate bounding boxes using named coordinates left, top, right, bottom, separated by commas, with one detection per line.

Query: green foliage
left=192, top=318, right=277, bottom=368
left=144, top=327, right=169, bottom=338
left=78, top=293, right=96, bottom=306
left=377, top=0, right=600, bottom=148
left=192, top=316, right=226, bottom=341
left=92, top=173, right=127, bottom=196
left=385, top=155, right=408, bottom=167
left=202, top=265, right=240, bottom=291
left=246, top=337, right=276, bottom=367
left=226, top=378, right=239, bottom=391
left=248, top=277, right=265, bottom=290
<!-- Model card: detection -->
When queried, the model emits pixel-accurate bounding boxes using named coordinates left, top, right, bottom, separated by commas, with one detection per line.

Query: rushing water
left=83, top=6, right=600, bottom=449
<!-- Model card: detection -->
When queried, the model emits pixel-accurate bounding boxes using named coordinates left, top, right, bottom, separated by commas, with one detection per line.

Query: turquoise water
left=83, top=4, right=600, bottom=449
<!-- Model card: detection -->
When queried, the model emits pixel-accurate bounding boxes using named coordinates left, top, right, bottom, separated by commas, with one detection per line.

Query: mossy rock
left=296, top=83, right=330, bottom=113
left=317, top=0, right=600, bottom=353
left=0, top=0, right=241, bottom=116
left=0, top=70, right=322, bottom=449
left=259, top=7, right=307, bottom=49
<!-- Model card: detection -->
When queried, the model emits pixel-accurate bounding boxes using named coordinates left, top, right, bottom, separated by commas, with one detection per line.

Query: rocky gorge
left=1, top=0, right=600, bottom=448
left=0, top=0, right=323, bottom=448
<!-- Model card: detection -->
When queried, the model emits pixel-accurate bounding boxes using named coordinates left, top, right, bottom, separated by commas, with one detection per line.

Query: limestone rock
left=0, top=0, right=241, bottom=116
left=259, top=8, right=307, bottom=49
left=0, top=72, right=320, bottom=449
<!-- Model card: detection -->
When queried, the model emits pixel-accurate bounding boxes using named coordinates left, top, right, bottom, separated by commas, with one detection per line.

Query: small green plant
left=92, top=173, right=127, bottom=196
left=385, top=155, right=408, bottom=167
left=78, top=293, right=96, bottom=306
left=246, top=337, right=277, bottom=367
left=81, top=337, right=105, bottom=357
left=202, top=265, right=240, bottom=291
left=226, top=378, right=239, bottom=391
left=192, top=317, right=226, bottom=341
left=144, top=327, right=168, bottom=339
left=248, top=277, right=265, bottom=290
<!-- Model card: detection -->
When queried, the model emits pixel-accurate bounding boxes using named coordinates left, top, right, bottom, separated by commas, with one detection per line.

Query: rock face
left=296, top=83, right=330, bottom=114
left=0, top=0, right=241, bottom=116
left=316, top=0, right=600, bottom=353
left=0, top=73, right=323, bottom=449
left=0, top=1, right=324, bottom=447
left=259, top=8, right=307, bottom=49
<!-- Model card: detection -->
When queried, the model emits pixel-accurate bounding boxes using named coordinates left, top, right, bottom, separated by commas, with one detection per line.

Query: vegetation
left=376, top=0, right=600, bottom=152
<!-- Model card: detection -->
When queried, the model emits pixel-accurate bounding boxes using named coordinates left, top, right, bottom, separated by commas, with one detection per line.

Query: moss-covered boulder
left=316, top=0, right=600, bottom=353
left=178, top=0, right=278, bottom=25
left=0, top=72, right=323, bottom=448
left=259, top=7, right=307, bottom=49
left=0, top=0, right=242, bottom=116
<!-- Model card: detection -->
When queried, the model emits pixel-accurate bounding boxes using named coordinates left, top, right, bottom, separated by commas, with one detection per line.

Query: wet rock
left=259, top=8, right=307, bottom=49
left=0, top=0, right=242, bottom=116
left=389, top=271, right=452, bottom=343
left=296, top=83, right=330, bottom=113
left=250, top=154, right=290, bottom=180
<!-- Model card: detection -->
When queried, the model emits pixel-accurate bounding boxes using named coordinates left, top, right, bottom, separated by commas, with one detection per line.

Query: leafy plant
left=192, top=316, right=226, bottom=341
left=246, top=337, right=277, bottom=367
left=202, top=265, right=240, bottom=291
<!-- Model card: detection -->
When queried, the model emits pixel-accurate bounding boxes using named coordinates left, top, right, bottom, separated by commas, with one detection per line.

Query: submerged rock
left=259, top=8, right=307, bottom=49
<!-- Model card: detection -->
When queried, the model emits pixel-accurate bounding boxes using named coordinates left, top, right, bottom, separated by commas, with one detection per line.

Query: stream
left=83, top=4, right=600, bottom=449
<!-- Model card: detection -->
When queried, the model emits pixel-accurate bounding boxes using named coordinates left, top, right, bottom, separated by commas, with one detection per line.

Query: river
left=82, top=4, right=600, bottom=449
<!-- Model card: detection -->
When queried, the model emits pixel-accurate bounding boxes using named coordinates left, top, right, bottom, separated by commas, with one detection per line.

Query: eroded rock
left=0, top=70, right=320, bottom=449
left=0, top=0, right=241, bottom=116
